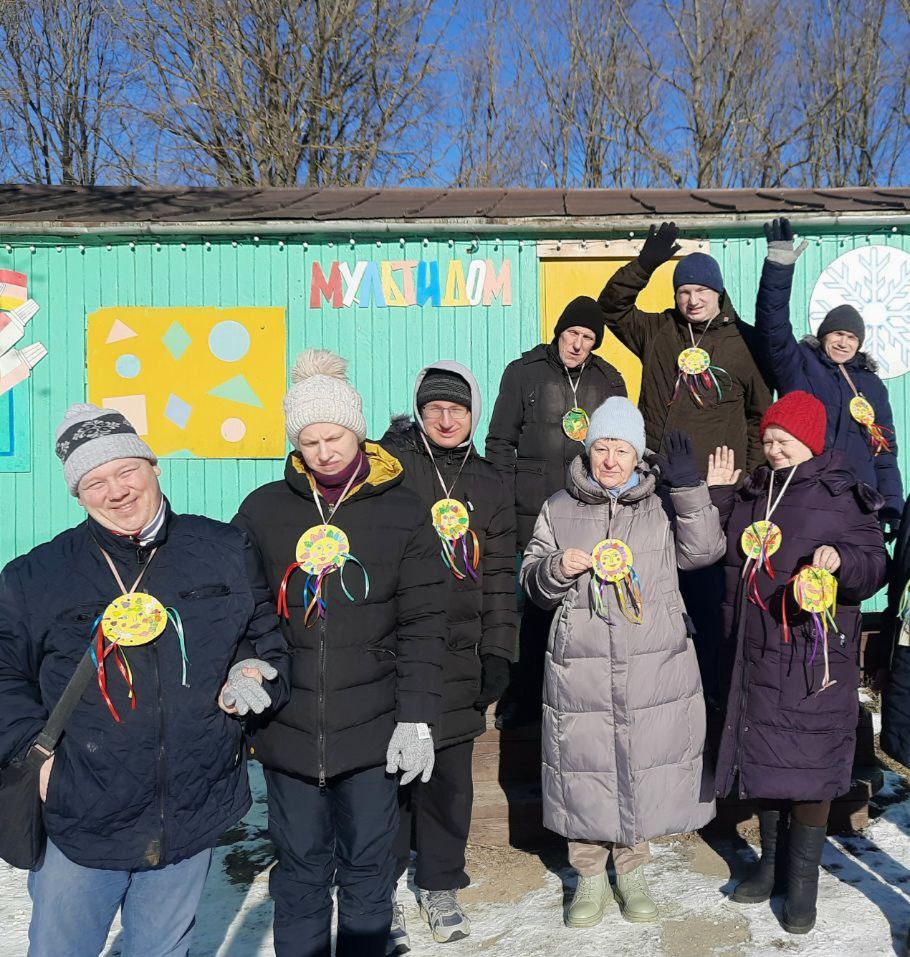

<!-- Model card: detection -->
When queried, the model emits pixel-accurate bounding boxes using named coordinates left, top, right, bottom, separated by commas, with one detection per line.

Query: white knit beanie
left=283, top=349, right=367, bottom=447
left=584, top=396, right=646, bottom=461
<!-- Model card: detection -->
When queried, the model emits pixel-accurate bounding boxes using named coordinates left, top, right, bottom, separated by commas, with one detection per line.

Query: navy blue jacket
left=881, top=494, right=910, bottom=766
left=755, top=258, right=903, bottom=517
left=0, top=503, right=289, bottom=871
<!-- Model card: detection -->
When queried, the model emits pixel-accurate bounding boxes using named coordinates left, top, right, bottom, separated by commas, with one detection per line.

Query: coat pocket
left=515, top=458, right=548, bottom=519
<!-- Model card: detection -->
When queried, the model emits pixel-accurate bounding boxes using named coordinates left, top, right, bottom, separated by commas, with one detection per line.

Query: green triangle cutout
left=208, top=374, right=263, bottom=408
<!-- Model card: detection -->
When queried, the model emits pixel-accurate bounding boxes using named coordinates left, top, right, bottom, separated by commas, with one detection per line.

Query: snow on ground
left=2, top=767, right=909, bottom=957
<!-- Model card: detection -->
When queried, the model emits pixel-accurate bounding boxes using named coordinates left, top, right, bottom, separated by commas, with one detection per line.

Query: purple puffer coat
left=711, top=450, right=886, bottom=802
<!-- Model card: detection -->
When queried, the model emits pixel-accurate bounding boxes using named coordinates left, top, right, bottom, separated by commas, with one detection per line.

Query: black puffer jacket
left=233, top=443, right=447, bottom=782
left=0, top=504, right=289, bottom=871
left=485, top=343, right=626, bottom=549
left=880, top=494, right=910, bottom=766
left=381, top=415, right=517, bottom=748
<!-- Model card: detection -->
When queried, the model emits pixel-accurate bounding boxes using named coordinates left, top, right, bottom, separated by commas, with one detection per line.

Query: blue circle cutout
left=208, top=321, right=251, bottom=362
left=115, top=353, right=141, bottom=379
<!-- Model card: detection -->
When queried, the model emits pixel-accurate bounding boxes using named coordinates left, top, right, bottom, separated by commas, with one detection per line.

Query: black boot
left=732, top=808, right=788, bottom=903
left=782, top=821, right=827, bottom=934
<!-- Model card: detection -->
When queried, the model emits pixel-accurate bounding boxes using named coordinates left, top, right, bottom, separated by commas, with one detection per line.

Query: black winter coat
left=485, top=343, right=626, bottom=549
left=754, top=258, right=903, bottom=518
left=233, top=443, right=447, bottom=782
left=0, top=505, right=289, bottom=871
left=881, top=494, right=910, bottom=766
left=598, top=259, right=771, bottom=477
left=711, top=451, right=886, bottom=802
left=380, top=419, right=518, bottom=748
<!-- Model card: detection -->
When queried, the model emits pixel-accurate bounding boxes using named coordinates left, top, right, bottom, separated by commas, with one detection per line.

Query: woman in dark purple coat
left=706, top=390, right=886, bottom=935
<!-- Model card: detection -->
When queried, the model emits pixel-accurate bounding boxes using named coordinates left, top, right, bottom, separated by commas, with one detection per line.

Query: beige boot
left=566, top=872, right=610, bottom=928
left=614, top=865, right=658, bottom=922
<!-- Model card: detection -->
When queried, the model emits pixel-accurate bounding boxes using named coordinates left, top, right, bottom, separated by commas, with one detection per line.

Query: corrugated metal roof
left=0, top=184, right=908, bottom=225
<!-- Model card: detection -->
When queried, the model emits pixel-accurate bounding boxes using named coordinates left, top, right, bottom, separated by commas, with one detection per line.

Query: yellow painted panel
left=87, top=306, right=286, bottom=458
left=539, top=259, right=678, bottom=404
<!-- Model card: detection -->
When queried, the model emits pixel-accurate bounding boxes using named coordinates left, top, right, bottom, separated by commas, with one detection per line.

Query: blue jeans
left=27, top=840, right=212, bottom=957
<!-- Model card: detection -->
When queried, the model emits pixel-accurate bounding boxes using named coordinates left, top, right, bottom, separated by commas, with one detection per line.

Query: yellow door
left=539, top=258, right=679, bottom=404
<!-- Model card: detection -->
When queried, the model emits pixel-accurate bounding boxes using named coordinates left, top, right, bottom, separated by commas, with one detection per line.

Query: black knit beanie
left=552, top=296, right=604, bottom=349
left=416, top=369, right=472, bottom=410
left=817, top=304, right=865, bottom=347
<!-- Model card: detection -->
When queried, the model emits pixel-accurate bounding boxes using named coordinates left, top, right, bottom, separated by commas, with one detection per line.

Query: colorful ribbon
left=592, top=566, right=643, bottom=625
left=438, top=528, right=480, bottom=582
left=90, top=614, right=136, bottom=722
left=671, top=364, right=733, bottom=408
left=781, top=567, right=839, bottom=694
left=866, top=421, right=893, bottom=456
left=278, top=555, right=370, bottom=627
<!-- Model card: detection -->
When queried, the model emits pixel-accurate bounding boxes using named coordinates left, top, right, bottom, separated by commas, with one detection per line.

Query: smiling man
left=0, top=403, right=289, bottom=957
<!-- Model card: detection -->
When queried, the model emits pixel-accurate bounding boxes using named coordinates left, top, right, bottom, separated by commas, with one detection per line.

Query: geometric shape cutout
left=164, top=393, right=192, bottom=429
left=220, top=416, right=247, bottom=442
left=208, top=320, right=251, bottom=362
left=115, top=353, right=141, bottom=379
left=101, top=394, right=149, bottom=435
left=106, top=319, right=138, bottom=344
left=208, top=374, right=263, bottom=408
left=162, top=321, right=192, bottom=360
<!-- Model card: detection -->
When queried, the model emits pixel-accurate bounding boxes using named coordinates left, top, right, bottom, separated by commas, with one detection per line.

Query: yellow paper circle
left=432, top=498, right=470, bottom=542
left=562, top=407, right=590, bottom=442
left=102, top=593, right=168, bottom=647
left=795, top=566, right=836, bottom=613
left=592, top=538, right=634, bottom=583
left=740, top=520, right=782, bottom=561
left=678, top=347, right=711, bottom=375
left=296, top=524, right=350, bottom=575
left=849, top=395, right=875, bottom=426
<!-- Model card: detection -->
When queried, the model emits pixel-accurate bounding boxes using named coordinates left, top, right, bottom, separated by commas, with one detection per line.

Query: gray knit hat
left=283, top=349, right=367, bottom=446
left=56, top=403, right=157, bottom=496
left=584, top=396, right=646, bottom=461
left=416, top=369, right=472, bottom=410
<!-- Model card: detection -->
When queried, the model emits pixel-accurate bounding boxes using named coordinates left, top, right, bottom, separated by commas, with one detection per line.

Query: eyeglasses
left=423, top=405, right=469, bottom=421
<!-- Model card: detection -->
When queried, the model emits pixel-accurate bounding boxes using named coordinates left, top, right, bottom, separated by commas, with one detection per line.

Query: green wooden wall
left=1, top=226, right=908, bottom=606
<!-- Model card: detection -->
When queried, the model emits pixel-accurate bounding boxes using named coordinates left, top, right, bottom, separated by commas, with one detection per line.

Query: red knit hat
left=759, top=390, right=827, bottom=455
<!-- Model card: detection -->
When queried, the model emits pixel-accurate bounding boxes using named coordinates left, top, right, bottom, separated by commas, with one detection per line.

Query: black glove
left=763, top=217, right=808, bottom=265
left=638, top=222, right=681, bottom=273
left=650, top=429, right=701, bottom=489
left=880, top=508, right=902, bottom=544
left=474, top=654, right=512, bottom=710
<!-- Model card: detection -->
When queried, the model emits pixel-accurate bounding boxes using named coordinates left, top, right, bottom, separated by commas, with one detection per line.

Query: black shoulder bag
left=0, top=647, right=96, bottom=869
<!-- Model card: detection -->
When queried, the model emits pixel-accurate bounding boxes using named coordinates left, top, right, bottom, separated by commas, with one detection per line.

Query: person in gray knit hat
left=233, top=349, right=447, bottom=957
left=520, top=403, right=722, bottom=930
left=0, top=403, right=288, bottom=956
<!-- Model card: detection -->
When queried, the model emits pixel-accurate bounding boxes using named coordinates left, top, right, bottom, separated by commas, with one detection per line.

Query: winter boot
left=732, top=807, right=789, bottom=903
left=614, top=865, right=659, bottom=922
left=419, top=889, right=471, bottom=943
left=386, top=893, right=410, bottom=955
left=565, top=872, right=610, bottom=928
left=781, top=821, right=828, bottom=934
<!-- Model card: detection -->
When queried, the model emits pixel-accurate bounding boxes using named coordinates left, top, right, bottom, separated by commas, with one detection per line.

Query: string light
left=129, top=241, right=136, bottom=250
left=204, top=241, right=211, bottom=250
left=350, top=237, right=356, bottom=247
left=303, top=241, right=309, bottom=250
left=180, top=242, right=186, bottom=250
left=231, top=240, right=238, bottom=248
left=253, top=235, right=260, bottom=243
left=155, top=242, right=161, bottom=251
left=278, top=240, right=285, bottom=249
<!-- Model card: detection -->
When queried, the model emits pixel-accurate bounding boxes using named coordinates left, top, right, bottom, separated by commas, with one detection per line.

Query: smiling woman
left=77, top=459, right=163, bottom=536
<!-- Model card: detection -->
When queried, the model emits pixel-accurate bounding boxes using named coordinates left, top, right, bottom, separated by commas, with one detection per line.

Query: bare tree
left=0, top=0, right=129, bottom=184
left=121, top=0, right=447, bottom=187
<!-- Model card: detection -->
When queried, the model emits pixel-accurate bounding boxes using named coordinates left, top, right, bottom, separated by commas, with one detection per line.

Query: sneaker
left=565, top=872, right=610, bottom=928
left=614, top=865, right=658, bottom=923
left=387, top=897, right=410, bottom=955
left=419, top=888, right=471, bottom=943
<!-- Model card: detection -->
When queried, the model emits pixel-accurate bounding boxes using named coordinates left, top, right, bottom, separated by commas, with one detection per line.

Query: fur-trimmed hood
left=801, top=334, right=878, bottom=373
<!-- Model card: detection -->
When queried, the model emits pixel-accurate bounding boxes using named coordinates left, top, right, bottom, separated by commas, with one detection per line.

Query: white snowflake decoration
left=809, top=245, right=910, bottom=379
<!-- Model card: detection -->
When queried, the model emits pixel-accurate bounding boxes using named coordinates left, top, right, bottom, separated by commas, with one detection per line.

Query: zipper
left=153, top=642, right=167, bottom=863
left=318, top=617, right=327, bottom=787
left=733, top=584, right=750, bottom=799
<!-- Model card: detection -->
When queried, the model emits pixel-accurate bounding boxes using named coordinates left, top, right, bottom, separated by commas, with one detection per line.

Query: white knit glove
left=385, top=722, right=435, bottom=785
left=220, top=658, right=277, bottom=716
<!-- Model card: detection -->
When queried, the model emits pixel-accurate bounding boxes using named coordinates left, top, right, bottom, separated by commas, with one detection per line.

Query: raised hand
left=639, top=222, right=681, bottom=273
left=763, top=217, right=808, bottom=265
left=650, top=429, right=700, bottom=488
left=706, top=446, right=741, bottom=487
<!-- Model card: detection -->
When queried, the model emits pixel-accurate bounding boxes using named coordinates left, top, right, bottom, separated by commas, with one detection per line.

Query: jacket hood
left=412, top=360, right=481, bottom=449
left=801, top=334, right=878, bottom=373
left=285, top=441, right=403, bottom=501
left=566, top=454, right=656, bottom=506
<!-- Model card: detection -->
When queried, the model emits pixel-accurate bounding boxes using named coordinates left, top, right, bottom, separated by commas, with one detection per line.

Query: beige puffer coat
left=520, top=457, right=723, bottom=844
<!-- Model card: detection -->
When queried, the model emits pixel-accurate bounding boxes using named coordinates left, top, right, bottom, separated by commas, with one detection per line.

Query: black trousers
left=265, top=764, right=399, bottom=957
left=679, top=562, right=725, bottom=704
left=499, top=598, right=554, bottom=716
left=758, top=799, right=832, bottom=828
left=393, top=740, right=475, bottom=891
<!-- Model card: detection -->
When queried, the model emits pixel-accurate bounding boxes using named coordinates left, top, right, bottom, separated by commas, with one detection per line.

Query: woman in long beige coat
left=520, top=397, right=722, bottom=929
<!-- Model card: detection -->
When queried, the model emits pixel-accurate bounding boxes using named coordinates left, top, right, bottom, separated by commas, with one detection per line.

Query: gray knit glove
left=221, top=658, right=278, bottom=716
left=764, top=218, right=808, bottom=265
left=385, top=722, right=436, bottom=785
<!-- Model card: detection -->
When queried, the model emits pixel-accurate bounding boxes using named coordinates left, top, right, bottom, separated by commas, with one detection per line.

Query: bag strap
left=28, top=646, right=97, bottom=762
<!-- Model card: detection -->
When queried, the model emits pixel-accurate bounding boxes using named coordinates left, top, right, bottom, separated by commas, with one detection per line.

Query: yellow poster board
left=87, top=306, right=286, bottom=458
left=539, top=259, right=678, bottom=404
